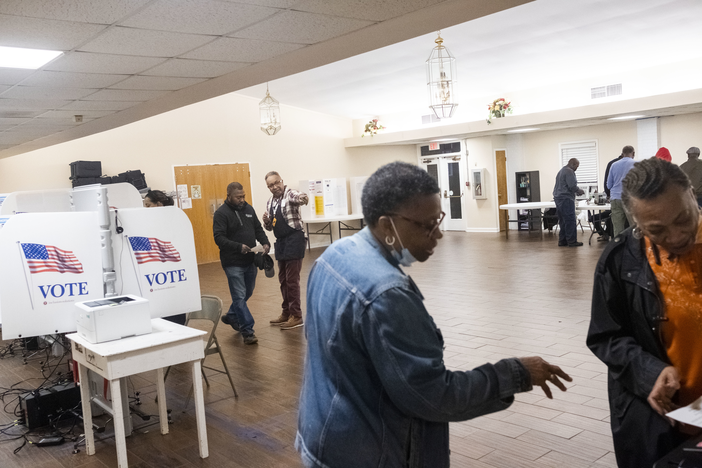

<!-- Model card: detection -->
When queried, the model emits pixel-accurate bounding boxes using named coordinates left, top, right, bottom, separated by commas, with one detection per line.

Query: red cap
left=655, top=147, right=672, bottom=162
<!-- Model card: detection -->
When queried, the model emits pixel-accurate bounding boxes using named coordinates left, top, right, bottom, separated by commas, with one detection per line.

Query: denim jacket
left=296, top=228, right=532, bottom=468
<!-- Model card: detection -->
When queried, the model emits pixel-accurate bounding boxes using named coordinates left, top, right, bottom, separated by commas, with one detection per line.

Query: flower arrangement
left=362, top=119, right=385, bottom=137
left=486, top=98, right=513, bottom=124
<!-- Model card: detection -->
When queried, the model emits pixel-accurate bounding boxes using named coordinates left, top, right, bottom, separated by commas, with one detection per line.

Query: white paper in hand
left=667, top=396, right=702, bottom=428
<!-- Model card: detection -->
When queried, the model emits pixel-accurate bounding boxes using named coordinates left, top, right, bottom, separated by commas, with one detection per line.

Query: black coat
left=213, top=201, right=269, bottom=267
left=587, top=229, right=687, bottom=468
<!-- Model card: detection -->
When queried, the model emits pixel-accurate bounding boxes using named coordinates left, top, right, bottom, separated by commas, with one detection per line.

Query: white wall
left=0, top=92, right=416, bottom=225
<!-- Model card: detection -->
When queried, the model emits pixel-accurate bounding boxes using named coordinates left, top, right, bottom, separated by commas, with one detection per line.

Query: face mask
left=386, top=217, right=417, bottom=267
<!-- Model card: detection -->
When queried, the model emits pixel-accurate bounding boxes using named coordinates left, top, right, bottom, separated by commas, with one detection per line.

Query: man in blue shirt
left=553, top=158, right=585, bottom=247
left=606, top=146, right=636, bottom=237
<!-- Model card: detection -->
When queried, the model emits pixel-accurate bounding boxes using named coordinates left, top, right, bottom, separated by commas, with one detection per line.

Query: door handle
left=443, top=190, right=448, bottom=198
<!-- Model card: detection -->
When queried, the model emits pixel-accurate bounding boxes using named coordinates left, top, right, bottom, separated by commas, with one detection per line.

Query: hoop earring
left=385, top=235, right=396, bottom=246
left=632, top=225, right=643, bottom=240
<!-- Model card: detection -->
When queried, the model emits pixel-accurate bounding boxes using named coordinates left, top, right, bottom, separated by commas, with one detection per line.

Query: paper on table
left=667, top=397, right=702, bottom=427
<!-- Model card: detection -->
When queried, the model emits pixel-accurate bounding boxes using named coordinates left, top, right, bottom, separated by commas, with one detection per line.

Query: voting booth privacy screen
left=0, top=185, right=201, bottom=339
left=0, top=213, right=104, bottom=338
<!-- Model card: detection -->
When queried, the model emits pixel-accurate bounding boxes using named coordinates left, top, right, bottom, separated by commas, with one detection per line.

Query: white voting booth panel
left=112, top=207, right=201, bottom=319
left=349, top=176, right=368, bottom=215
left=299, top=178, right=348, bottom=219
left=0, top=212, right=104, bottom=338
left=0, top=187, right=200, bottom=338
left=0, top=183, right=143, bottom=215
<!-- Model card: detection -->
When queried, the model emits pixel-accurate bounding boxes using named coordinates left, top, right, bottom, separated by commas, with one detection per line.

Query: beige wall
left=518, top=120, right=639, bottom=202
left=0, top=92, right=416, bottom=222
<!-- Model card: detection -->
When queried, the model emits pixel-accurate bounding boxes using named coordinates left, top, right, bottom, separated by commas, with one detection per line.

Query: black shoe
left=558, top=242, right=568, bottom=247
left=568, top=242, right=584, bottom=247
left=221, top=314, right=240, bottom=332
left=597, top=235, right=610, bottom=242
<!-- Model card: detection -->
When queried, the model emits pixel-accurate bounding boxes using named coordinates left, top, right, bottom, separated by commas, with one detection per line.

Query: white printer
left=75, top=295, right=151, bottom=344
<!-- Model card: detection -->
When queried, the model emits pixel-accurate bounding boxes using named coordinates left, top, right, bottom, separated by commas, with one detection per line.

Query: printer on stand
left=75, top=295, right=151, bottom=344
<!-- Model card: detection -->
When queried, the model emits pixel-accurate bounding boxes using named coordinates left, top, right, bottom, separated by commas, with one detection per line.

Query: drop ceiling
left=1, top=0, right=701, bottom=158
left=0, top=0, right=532, bottom=158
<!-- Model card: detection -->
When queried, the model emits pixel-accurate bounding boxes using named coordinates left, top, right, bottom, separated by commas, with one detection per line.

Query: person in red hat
left=655, top=147, right=672, bottom=162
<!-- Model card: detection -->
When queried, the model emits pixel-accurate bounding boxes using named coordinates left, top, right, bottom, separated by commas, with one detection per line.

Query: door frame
left=418, top=152, right=467, bottom=231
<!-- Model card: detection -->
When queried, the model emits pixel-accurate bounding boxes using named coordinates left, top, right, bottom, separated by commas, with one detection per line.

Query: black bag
left=543, top=208, right=558, bottom=231
left=72, top=177, right=100, bottom=187
left=111, top=174, right=128, bottom=184
left=117, top=170, right=147, bottom=190
left=69, top=161, right=102, bottom=179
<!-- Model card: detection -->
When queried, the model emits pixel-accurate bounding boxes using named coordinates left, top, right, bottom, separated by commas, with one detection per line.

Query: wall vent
left=591, top=83, right=623, bottom=99
left=421, top=114, right=441, bottom=124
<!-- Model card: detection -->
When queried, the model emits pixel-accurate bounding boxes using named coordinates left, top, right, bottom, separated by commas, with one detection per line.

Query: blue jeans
left=223, top=263, right=257, bottom=337
left=555, top=197, right=577, bottom=245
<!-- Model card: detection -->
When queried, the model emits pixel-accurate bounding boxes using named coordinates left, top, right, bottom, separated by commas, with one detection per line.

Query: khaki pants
left=610, top=199, right=632, bottom=237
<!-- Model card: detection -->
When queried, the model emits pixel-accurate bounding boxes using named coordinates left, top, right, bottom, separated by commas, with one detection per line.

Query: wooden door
left=495, top=150, right=508, bottom=232
left=174, top=163, right=251, bottom=264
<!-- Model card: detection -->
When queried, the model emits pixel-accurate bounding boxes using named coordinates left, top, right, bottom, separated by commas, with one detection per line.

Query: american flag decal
left=21, top=243, right=84, bottom=274
left=129, top=237, right=181, bottom=264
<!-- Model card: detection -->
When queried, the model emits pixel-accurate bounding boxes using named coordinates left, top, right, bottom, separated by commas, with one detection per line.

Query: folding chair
left=183, top=295, right=238, bottom=408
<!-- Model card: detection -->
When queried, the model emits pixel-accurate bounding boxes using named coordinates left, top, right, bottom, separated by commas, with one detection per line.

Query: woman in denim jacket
left=296, top=162, right=572, bottom=468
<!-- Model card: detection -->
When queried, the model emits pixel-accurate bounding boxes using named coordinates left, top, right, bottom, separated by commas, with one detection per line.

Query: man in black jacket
left=213, top=182, right=270, bottom=345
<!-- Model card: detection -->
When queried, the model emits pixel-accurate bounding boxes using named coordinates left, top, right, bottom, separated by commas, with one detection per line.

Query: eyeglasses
left=390, top=211, right=445, bottom=238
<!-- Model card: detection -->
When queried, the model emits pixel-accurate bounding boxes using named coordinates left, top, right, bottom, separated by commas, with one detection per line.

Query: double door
left=420, top=155, right=466, bottom=231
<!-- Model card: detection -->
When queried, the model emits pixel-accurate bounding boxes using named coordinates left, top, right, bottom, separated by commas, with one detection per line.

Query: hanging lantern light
left=426, top=32, right=457, bottom=119
left=259, top=83, right=281, bottom=135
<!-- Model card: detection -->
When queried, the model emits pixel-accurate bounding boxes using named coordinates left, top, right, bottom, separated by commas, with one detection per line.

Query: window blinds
left=560, top=141, right=598, bottom=186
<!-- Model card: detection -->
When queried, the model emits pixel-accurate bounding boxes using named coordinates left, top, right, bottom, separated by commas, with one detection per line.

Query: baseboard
left=464, top=228, right=500, bottom=233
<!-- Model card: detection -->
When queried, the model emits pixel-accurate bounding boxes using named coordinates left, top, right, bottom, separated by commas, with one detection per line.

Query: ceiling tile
left=121, top=0, right=279, bottom=35
left=0, top=85, right=9, bottom=94
left=110, top=75, right=206, bottom=91
left=233, top=10, right=373, bottom=44
left=61, top=100, right=142, bottom=111
left=38, top=109, right=116, bottom=120
left=0, top=131, right=55, bottom=144
left=141, top=58, right=250, bottom=78
left=184, top=37, right=304, bottom=62
left=221, top=0, right=299, bottom=7
left=0, top=112, right=43, bottom=120
left=44, top=51, right=167, bottom=75
left=0, top=0, right=151, bottom=24
left=0, top=14, right=107, bottom=50
left=82, top=89, right=169, bottom=101
left=0, top=98, right=70, bottom=110
left=1, top=86, right=96, bottom=100
left=20, top=70, right=128, bottom=89
left=0, top=68, right=35, bottom=86
left=78, top=26, right=217, bottom=57
left=0, top=118, right=26, bottom=125
left=291, top=0, right=446, bottom=22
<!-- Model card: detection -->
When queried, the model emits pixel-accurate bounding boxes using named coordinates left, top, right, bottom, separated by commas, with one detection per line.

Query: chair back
left=185, top=295, right=223, bottom=354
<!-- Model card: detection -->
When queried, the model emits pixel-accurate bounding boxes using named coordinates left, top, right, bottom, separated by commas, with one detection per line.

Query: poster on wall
left=0, top=212, right=103, bottom=338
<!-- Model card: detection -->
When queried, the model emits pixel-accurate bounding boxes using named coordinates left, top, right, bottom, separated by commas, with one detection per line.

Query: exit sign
left=429, top=142, right=440, bottom=151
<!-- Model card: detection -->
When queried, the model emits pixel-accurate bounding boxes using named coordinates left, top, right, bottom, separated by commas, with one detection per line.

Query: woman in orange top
left=588, top=157, right=702, bottom=468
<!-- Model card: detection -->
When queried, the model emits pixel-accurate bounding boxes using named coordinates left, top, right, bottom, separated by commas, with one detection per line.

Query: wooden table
left=68, top=319, right=207, bottom=467
left=303, top=214, right=364, bottom=250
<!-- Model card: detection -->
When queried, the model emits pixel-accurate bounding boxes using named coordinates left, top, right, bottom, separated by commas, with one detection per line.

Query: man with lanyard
left=262, top=171, right=309, bottom=330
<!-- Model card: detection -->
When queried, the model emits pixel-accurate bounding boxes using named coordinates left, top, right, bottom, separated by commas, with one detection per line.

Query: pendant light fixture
left=426, top=32, right=457, bottom=119
left=259, top=83, right=281, bottom=135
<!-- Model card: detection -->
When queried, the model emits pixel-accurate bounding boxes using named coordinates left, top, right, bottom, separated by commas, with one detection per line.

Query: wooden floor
left=0, top=229, right=617, bottom=468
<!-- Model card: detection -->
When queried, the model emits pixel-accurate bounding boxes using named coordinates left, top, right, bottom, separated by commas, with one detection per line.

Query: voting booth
left=0, top=183, right=200, bottom=339
left=298, top=178, right=348, bottom=219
